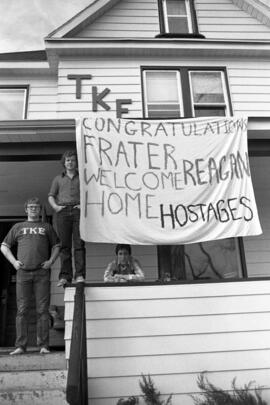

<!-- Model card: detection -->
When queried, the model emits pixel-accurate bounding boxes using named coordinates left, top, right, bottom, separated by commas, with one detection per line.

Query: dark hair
left=115, top=244, right=132, bottom=255
left=61, top=150, right=78, bottom=167
left=24, top=197, right=42, bottom=210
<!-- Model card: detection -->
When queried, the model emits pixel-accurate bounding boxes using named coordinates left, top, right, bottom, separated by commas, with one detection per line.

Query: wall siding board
left=64, top=311, right=270, bottom=339
left=64, top=281, right=270, bottom=403
left=87, top=371, right=270, bottom=397
left=72, top=0, right=270, bottom=41
left=57, top=57, right=270, bottom=120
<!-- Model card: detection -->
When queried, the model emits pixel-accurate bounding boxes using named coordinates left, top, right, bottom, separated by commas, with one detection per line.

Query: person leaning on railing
left=104, top=244, right=144, bottom=283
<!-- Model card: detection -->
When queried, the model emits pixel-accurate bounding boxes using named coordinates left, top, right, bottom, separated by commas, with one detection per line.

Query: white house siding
left=75, top=0, right=160, bottom=38
left=64, top=281, right=270, bottom=404
left=57, top=57, right=270, bottom=118
left=196, top=0, right=270, bottom=40
left=0, top=75, right=58, bottom=119
left=74, top=0, right=270, bottom=41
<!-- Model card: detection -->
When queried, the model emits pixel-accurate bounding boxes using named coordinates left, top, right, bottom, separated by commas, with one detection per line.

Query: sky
left=0, top=0, right=91, bottom=53
left=1, top=0, right=270, bottom=54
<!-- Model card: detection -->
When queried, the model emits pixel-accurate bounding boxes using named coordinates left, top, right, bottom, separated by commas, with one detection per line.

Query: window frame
left=157, top=0, right=204, bottom=38
left=142, top=69, right=184, bottom=119
left=0, top=85, right=29, bottom=120
left=189, top=70, right=231, bottom=118
left=141, top=66, right=233, bottom=119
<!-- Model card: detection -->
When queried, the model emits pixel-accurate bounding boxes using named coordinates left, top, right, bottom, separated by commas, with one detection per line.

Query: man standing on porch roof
left=0, top=197, right=60, bottom=355
left=48, top=150, right=86, bottom=287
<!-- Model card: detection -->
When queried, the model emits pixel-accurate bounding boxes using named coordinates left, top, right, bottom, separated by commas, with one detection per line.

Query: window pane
left=183, top=239, right=242, bottom=280
left=168, top=17, right=189, bottom=33
left=146, top=71, right=180, bottom=103
left=170, top=239, right=243, bottom=280
left=148, top=108, right=181, bottom=119
left=144, top=71, right=182, bottom=118
left=167, top=0, right=187, bottom=15
left=194, top=107, right=226, bottom=117
left=191, top=72, right=225, bottom=103
left=0, top=89, right=26, bottom=120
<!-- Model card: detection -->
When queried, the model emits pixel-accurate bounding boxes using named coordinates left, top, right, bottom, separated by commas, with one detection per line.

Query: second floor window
left=143, top=68, right=231, bottom=119
left=163, top=0, right=192, bottom=33
left=158, top=0, right=202, bottom=36
left=0, top=87, right=28, bottom=120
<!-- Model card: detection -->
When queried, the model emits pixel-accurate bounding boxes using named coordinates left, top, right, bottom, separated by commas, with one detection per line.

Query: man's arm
left=0, top=243, right=24, bottom=271
left=41, top=244, right=61, bottom=269
left=48, top=196, right=65, bottom=213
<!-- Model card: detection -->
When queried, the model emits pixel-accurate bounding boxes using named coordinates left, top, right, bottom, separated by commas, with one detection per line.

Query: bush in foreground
left=191, top=373, right=267, bottom=405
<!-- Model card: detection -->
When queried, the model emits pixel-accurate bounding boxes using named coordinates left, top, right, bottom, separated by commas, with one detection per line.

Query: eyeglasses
left=27, top=205, right=41, bottom=210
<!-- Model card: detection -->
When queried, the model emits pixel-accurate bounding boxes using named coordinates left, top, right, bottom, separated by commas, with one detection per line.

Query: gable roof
left=47, top=0, right=120, bottom=38
left=48, top=0, right=270, bottom=39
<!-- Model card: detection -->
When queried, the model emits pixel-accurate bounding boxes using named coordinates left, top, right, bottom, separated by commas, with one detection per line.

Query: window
left=158, top=0, right=203, bottom=37
left=142, top=67, right=246, bottom=282
left=143, top=68, right=231, bottom=119
left=190, top=71, right=229, bottom=117
left=143, top=70, right=183, bottom=118
left=163, top=0, right=192, bottom=33
left=0, top=87, right=28, bottom=120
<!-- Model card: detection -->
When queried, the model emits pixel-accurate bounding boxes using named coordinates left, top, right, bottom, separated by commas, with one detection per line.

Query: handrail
left=66, top=283, right=88, bottom=405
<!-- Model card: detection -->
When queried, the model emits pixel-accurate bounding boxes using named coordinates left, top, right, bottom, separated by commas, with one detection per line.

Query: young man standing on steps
left=48, top=150, right=86, bottom=287
left=0, top=197, right=60, bottom=355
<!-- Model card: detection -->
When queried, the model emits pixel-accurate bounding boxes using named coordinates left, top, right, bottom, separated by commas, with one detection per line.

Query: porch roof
left=0, top=117, right=269, bottom=158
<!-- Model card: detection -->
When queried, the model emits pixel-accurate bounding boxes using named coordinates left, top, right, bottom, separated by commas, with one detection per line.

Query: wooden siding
left=64, top=281, right=270, bottom=404
left=57, top=57, right=270, bottom=118
left=74, top=0, right=270, bottom=41
left=196, top=0, right=270, bottom=40
left=75, top=0, right=160, bottom=38
left=0, top=76, right=58, bottom=119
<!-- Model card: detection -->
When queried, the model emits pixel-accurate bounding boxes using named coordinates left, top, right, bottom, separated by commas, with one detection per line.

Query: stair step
left=0, top=369, right=67, bottom=391
left=0, top=388, right=69, bottom=405
left=0, top=350, right=66, bottom=372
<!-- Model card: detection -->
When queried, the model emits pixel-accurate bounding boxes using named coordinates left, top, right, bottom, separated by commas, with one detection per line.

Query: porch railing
left=66, top=283, right=88, bottom=405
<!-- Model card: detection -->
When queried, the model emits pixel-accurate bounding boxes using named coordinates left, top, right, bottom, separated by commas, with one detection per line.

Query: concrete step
left=0, top=349, right=67, bottom=372
left=0, top=369, right=67, bottom=391
left=0, top=350, right=69, bottom=404
left=0, top=388, right=69, bottom=405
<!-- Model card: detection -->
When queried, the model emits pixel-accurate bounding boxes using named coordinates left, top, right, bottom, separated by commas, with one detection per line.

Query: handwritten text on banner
left=76, top=116, right=262, bottom=244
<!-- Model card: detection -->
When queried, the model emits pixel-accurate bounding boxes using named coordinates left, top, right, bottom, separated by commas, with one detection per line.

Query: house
left=1, top=0, right=270, bottom=403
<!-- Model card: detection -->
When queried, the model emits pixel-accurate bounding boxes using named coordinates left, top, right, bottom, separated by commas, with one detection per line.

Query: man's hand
left=54, top=205, right=66, bottom=213
left=13, top=260, right=24, bottom=271
left=113, top=275, right=128, bottom=282
left=41, top=260, right=53, bottom=270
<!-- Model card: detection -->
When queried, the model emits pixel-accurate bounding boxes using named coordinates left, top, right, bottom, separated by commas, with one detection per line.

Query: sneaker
left=57, top=278, right=67, bottom=287
left=75, top=276, right=85, bottom=283
left=40, top=347, right=50, bottom=354
left=10, top=347, right=25, bottom=355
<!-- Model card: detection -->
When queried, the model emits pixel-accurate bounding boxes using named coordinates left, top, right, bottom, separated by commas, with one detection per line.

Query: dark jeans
left=56, top=206, right=85, bottom=281
left=16, top=268, right=50, bottom=350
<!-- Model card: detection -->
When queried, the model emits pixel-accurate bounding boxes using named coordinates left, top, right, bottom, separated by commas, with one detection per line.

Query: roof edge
left=0, top=50, right=47, bottom=61
left=47, top=0, right=120, bottom=39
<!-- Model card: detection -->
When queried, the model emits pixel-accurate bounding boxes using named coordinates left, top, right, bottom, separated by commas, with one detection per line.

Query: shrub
left=139, top=374, right=172, bottom=405
left=191, top=373, right=267, bottom=405
left=116, top=374, right=172, bottom=405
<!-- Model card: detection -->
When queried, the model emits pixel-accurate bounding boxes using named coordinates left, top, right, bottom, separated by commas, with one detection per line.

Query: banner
left=76, top=116, right=262, bottom=244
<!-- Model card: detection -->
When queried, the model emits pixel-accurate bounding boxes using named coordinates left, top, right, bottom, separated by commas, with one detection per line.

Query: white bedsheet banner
left=76, top=116, right=262, bottom=244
